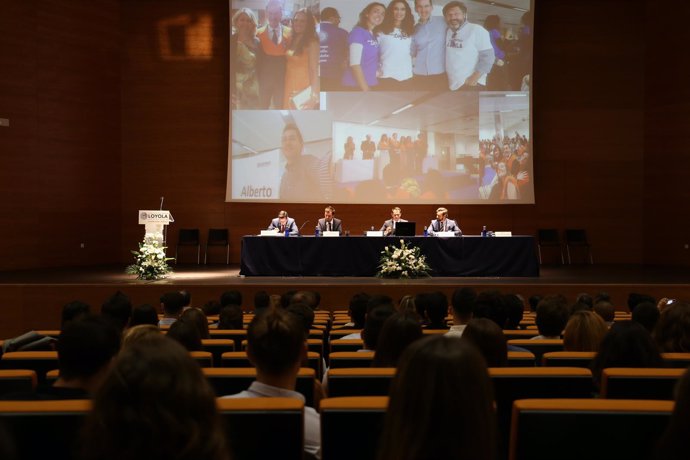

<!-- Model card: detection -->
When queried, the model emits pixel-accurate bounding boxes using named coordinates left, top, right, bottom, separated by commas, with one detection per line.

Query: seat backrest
left=327, top=368, right=396, bottom=398
left=507, top=351, right=536, bottom=367
left=328, top=352, right=374, bottom=368
left=507, top=339, right=564, bottom=362
left=207, top=228, right=229, bottom=244
left=217, top=397, right=304, bottom=460
left=661, top=352, right=690, bottom=368
left=504, top=330, right=539, bottom=341
left=330, top=339, right=365, bottom=353
left=320, top=396, right=388, bottom=460
left=178, top=228, right=200, bottom=244
left=537, top=229, right=560, bottom=244
left=209, top=329, right=247, bottom=349
left=564, top=228, right=588, bottom=244
left=542, top=351, right=596, bottom=368
left=600, top=368, right=685, bottom=400
left=509, top=399, right=673, bottom=460
left=201, top=339, right=235, bottom=367
left=204, top=368, right=315, bottom=406
left=189, top=351, right=214, bottom=367
left=0, top=369, right=37, bottom=396
left=0, top=351, right=59, bottom=384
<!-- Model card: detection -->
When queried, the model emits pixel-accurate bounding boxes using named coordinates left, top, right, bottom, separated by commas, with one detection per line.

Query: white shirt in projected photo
left=445, top=21, right=493, bottom=90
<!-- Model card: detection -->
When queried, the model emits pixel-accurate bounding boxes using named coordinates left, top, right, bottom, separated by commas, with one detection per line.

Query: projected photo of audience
left=230, top=0, right=321, bottom=110
left=319, top=0, right=532, bottom=93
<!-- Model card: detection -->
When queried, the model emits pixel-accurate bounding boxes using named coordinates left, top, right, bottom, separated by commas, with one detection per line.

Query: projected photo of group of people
left=229, top=0, right=533, bottom=204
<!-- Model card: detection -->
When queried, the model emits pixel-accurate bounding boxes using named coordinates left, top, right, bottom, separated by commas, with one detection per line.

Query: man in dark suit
left=268, top=210, right=299, bottom=235
left=317, top=205, right=342, bottom=234
left=428, top=207, right=462, bottom=236
left=380, top=206, right=407, bottom=236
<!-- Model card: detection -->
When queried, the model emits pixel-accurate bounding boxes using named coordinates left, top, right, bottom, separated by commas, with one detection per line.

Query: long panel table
left=240, top=235, right=539, bottom=277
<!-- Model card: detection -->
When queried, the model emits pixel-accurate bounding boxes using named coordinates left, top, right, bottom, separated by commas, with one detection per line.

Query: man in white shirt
left=446, top=287, right=476, bottom=337
left=443, top=1, right=495, bottom=91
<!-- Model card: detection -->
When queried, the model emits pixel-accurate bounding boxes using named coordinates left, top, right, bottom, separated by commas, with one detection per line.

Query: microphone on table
left=298, top=220, right=310, bottom=236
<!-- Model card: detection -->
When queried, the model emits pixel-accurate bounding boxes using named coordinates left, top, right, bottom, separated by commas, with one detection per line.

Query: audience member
left=594, top=291, right=612, bottom=304
left=180, top=289, right=192, bottom=310
left=121, top=324, right=161, bottom=348
left=253, top=290, right=271, bottom=316
left=60, top=300, right=90, bottom=330
left=533, top=295, right=569, bottom=339
left=575, top=292, right=594, bottom=309
left=422, top=291, right=449, bottom=329
left=654, top=301, right=690, bottom=352
left=167, top=319, right=202, bottom=351
left=656, top=367, right=690, bottom=460
left=563, top=311, right=608, bottom=352
left=221, top=290, right=243, bottom=308
left=281, top=290, right=297, bottom=308
left=286, top=302, right=315, bottom=337
left=631, top=301, right=660, bottom=333
left=373, top=312, right=423, bottom=367
left=158, top=291, right=185, bottom=327
left=503, top=293, right=525, bottom=329
left=362, top=305, right=396, bottom=351
left=130, top=304, right=159, bottom=327
left=202, top=299, right=222, bottom=316
left=474, top=290, right=508, bottom=329
left=447, top=287, right=476, bottom=337
left=291, top=290, right=319, bottom=310
left=219, top=305, right=244, bottom=330
left=593, top=300, right=616, bottom=326
left=527, top=294, right=541, bottom=313
left=397, top=294, right=416, bottom=315
left=628, top=292, right=656, bottom=313
left=180, top=307, right=210, bottom=339
left=101, top=290, right=132, bottom=333
left=462, top=318, right=508, bottom=367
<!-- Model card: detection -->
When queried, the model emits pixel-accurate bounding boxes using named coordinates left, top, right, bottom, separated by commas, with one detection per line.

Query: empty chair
left=320, top=396, right=388, bottom=460
left=506, top=351, right=536, bottom=367
left=189, top=351, right=213, bottom=367
left=175, top=228, right=200, bottom=264
left=329, top=352, right=375, bottom=368
left=542, top=351, right=596, bottom=368
left=209, top=329, right=247, bottom=350
left=0, top=370, right=37, bottom=396
left=661, top=352, right=690, bottom=368
left=204, top=368, right=316, bottom=405
left=509, top=399, right=673, bottom=460
left=327, top=368, right=396, bottom=397
left=564, top=228, right=593, bottom=264
left=600, top=368, right=685, bottom=400
left=330, top=339, right=365, bottom=353
left=0, top=351, right=59, bottom=385
left=205, top=228, right=229, bottom=264
left=536, top=228, right=564, bottom=265
left=200, top=339, right=235, bottom=367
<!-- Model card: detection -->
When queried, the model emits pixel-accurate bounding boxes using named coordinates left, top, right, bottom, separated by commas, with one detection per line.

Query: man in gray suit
left=380, top=206, right=407, bottom=236
left=428, top=207, right=462, bottom=236
left=268, top=210, right=299, bottom=235
left=317, top=205, right=342, bottom=234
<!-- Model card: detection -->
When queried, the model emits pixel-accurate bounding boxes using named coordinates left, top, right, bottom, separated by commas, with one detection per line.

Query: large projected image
left=228, top=0, right=533, bottom=204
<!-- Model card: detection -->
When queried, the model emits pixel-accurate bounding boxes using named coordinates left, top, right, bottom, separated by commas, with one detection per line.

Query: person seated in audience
left=286, top=302, right=315, bottom=334
left=593, top=300, right=616, bottom=326
left=398, top=294, right=416, bottom=315
left=339, top=292, right=370, bottom=339
left=121, top=324, right=161, bottom=348
left=167, top=319, right=202, bottom=351
left=221, top=289, right=243, bottom=309
left=447, top=287, right=476, bottom=337
left=130, top=304, right=159, bottom=327
left=81, top=335, right=230, bottom=460
left=462, top=318, right=508, bottom=367
left=373, top=312, right=423, bottom=367
left=528, top=294, right=541, bottom=313
left=202, top=299, right=222, bottom=316
left=503, top=293, right=525, bottom=329
left=654, top=301, right=690, bottom=352
left=61, top=300, right=90, bottom=330
left=281, top=290, right=297, bottom=308
left=628, top=292, right=656, bottom=313
left=180, top=307, right=210, bottom=339
left=158, top=291, right=185, bottom=328
left=656, top=367, right=690, bottom=460
left=378, top=335, right=496, bottom=460
left=591, top=321, right=663, bottom=390
left=222, top=309, right=320, bottom=459
left=253, top=290, right=271, bottom=316
left=631, top=301, right=660, bottom=333
left=361, top=305, right=396, bottom=352
left=420, top=291, right=449, bottom=330
left=291, top=290, right=319, bottom=311
left=101, top=290, right=132, bottom=333
left=533, top=295, right=569, bottom=339
left=569, top=300, right=592, bottom=316
left=575, top=292, right=594, bottom=309
left=473, top=290, right=508, bottom=329
left=180, top=289, right=192, bottom=311
left=563, top=311, right=608, bottom=352
left=218, top=304, right=244, bottom=329
left=594, top=291, right=611, bottom=304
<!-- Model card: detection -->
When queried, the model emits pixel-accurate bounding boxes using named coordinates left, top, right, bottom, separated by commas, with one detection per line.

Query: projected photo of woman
left=231, top=8, right=262, bottom=109
left=376, top=0, right=415, bottom=90
left=284, top=8, right=320, bottom=109
left=342, top=2, right=386, bottom=91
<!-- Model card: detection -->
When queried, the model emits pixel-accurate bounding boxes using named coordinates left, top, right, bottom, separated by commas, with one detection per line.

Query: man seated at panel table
left=427, top=207, right=462, bottom=236
left=380, top=206, right=408, bottom=236
left=268, top=210, right=299, bottom=235
left=317, top=205, right=342, bottom=234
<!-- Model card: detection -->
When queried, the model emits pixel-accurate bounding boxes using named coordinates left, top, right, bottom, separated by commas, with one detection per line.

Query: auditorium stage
left=1, top=264, right=689, bottom=337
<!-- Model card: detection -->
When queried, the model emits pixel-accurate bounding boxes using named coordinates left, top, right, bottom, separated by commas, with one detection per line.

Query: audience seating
left=175, top=228, right=200, bottom=264
left=507, top=351, right=536, bottom=367
left=541, top=351, right=596, bottom=368
left=661, top=352, right=690, bottom=368
left=217, top=397, right=304, bottom=460
left=330, top=339, right=364, bottom=353
left=509, top=399, right=673, bottom=460
left=507, top=340, right=564, bottom=362
left=209, top=329, right=247, bottom=349
left=320, top=396, right=388, bottom=460
left=0, top=351, right=59, bottom=384
left=326, top=368, right=396, bottom=398
left=328, top=352, right=374, bottom=369
left=307, top=338, right=324, bottom=356
left=203, top=368, right=316, bottom=405
left=0, top=369, right=37, bottom=396
left=189, top=351, right=213, bottom=367
left=220, top=351, right=322, bottom=377
left=329, top=329, right=361, bottom=340
left=34, top=330, right=61, bottom=339
left=201, top=339, right=235, bottom=367
left=600, top=368, right=685, bottom=400
left=204, top=228, right=229, bottom=264
left=504, top=330, right=539, bottom=341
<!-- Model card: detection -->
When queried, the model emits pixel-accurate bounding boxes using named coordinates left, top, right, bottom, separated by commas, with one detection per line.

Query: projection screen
left=229, top=0, right=533, bottom=204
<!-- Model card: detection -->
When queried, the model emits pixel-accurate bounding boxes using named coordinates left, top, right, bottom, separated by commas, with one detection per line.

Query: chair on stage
left=175, top=228, right=200, bottom=264
left=564, top=228, right=593, bottom=264
left=205, top=228, right=229, bottom=264
left=536, top=228, right=564, bottom=265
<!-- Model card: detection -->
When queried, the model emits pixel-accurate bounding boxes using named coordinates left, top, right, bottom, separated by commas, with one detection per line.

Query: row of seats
left=0, top=397, right=673, bottom=460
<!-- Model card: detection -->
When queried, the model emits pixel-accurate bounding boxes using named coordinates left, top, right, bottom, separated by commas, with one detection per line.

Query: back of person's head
left=101, top=290, right=132, bottom=332
left=503, top=294, right=525, bottom=329
left=631, top=301, right=660, bottom=333
left=367, top=294, right=394, bottom=313
left=563, top=311, right=608, bottom=352
left=61, top=300, right=91, bottom=330
left=654, top=301, right=690, bottom=352
left=81, top=335, right=228, bottom=460
left=280, top=290, right=297, bottom=308
left=247, top=308, right=305, bottom=377
left=160, top=291, right=185, bottom=317
left=462, top=318, right=508, bottom=367
left=253, top=290, right=270, bottom=315
left=535, top=295, right=569, bottom=337
left=202, top=300, right=222, bottom=316
left=451, top=288, right=476, bottom=322
left=180, top=290, right=192, bottom=307
left=591, top=321, right=663, bottom=388
left=594, top=292, right=611, bottom=304
left=528, top=295, right=542, bottom=312
left=413, top=292, right=429, bottom=320
left=576, top=293, right=594, bottom=309
left=378, top=335, right=496, bottom=460
left=424, top=292, right=449, bottom=329
left=569, top=301, right=592, bottom=316
left=167, top=319, right=202, bottom=351
left=474, top=290, right=508, bottom=329
left=57, top=315, right=120, bottom=383
left=180, top=307, right=210, bottom=339
left=398, top=295, right=416, bottom=315
left=291, top=291, right=318, bottom=310
left=657, top=367, right=690, bottom=460
left=286, top=302, right=314, bottom=338
left=220, top=290, right=242, bottom=308
left=130, top=304, right=159, bottom=327
left=628, top=292, right=656, bottom=313
left=593, top=300, right=616, bottom=323
left=362, top=305, right=396, bottom=351
left=218, top=304, right=244, bottom=330
left=373, top=312, right=423, bottom=367
left=122, top=324, right=161, bottom=349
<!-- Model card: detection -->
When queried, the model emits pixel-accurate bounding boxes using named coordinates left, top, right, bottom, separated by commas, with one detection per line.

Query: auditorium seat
left=0, top=351, right=59, bottom=384
left=507, top=339, right=564, bottom=363
left=221, top=351, right=322, bottom=376
left=208, top=329, right=247, bottom=349
left=329, top=329, right=361, bottom=340
left=330, top=339, right=364, bottom=353
left=506, top=351, right=536, bottom=367
left=0, top=369, right=37, bottom=396
left=661, top=352, right=690, bottom=368
left=217, top=397, right=304, bottom=460
left=326, top=368, right=395, bottom=397
left=503, top=330, right=539, bottom=341
left=541, top=351, right=596, bottom=368
left=189, top=351, right=214, bottom=367
left=307, top=338, right=324, bottom=356
left=509, top=399, right=673, bottom=460
left=328, top=352, right=374, bottom=368
left=203, top=368, right=315, bottom=405
left=599, top=368, right=685, bottom=400
left=201, top=339, right=235, bottom=367
left=320, top=396, right=388, bottom=460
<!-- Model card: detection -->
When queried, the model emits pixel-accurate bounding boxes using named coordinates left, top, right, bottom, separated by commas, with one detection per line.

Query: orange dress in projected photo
left=283, top=41, right=317, bottom=109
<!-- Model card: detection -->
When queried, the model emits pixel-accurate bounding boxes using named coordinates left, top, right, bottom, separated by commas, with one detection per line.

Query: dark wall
left=2, top=0, right=689, bottom=270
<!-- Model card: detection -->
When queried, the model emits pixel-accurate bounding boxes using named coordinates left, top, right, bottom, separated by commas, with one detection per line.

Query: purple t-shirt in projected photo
left=342, top=26, right=380, bottom=88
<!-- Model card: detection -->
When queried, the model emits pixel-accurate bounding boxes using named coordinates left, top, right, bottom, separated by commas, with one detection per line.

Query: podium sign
left=138, top=210, right=173, bottom=242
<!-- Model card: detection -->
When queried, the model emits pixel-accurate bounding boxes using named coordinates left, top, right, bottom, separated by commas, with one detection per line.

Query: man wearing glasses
left=443, top=1, right=494, bottom=91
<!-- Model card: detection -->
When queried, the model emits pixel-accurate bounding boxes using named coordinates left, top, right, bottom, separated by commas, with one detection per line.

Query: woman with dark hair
left=342, top=3, right=386, bottom=91
left=375, top=0, right=414, bottom=90
left=563, top=310, right=608, bottom=352
left=373, top=312, right=423, bottom=367
left=378, top=335, right=496, bottom=460
left=462, top=318, right=508, bottom=367
left=656, top=367, right=690, bottom=460
left=81, top=335, right=230, bottom=460
left=231, top=8, right=261, bottom=109
left=654, top=301, right=690, bottom=352
left=284, top=8, right=320, bottom=109
left=180, top=307, right=210, bottom=339
left=167, top=319, right=203, bottom=351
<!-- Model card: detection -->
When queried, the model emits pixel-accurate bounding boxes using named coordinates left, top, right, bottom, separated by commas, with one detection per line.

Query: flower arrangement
left=377, top=239, right=431, bottom=279
left=125, top=237, right=174, bottom=280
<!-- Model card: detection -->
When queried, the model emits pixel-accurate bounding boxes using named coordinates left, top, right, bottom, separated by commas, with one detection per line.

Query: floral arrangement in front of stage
left=377, top=239, right=431, bottom=279
left=126, top=237, right=174, bottom=280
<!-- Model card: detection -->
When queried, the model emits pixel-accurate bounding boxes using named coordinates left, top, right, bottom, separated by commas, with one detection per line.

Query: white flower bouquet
left=376, top=239, right=431, bottom=279
left=125, top=237, right=174, bottom=280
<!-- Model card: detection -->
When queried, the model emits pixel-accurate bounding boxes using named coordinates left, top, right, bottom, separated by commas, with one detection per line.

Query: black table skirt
left=240, top=236, right=539, bottom=277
